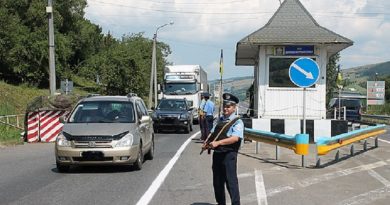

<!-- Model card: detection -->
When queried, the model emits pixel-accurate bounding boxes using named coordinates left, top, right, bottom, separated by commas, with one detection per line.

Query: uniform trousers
left=212, top=151, right=240, bottom=205
left=205, top=115, right=214, bottom=134
left=200, top=116, right=207, bottom=140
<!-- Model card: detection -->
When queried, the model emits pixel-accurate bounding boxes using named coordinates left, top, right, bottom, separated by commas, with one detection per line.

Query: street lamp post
left=148, top=22, right=173, bottom=109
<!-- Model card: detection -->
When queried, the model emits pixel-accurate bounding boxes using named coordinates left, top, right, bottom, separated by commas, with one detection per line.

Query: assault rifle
left=200, top=117, right=240, bottom=155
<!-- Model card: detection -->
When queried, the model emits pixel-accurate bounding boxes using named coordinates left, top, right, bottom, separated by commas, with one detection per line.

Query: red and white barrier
left=26, top=110, right=69, bottom=143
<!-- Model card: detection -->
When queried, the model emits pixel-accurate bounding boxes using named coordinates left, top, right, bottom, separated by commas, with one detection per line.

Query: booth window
left=269, top=57, right=316, bottom=88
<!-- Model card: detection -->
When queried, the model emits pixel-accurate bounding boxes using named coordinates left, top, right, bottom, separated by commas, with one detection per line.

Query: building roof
left=236, top=0, right=353, bottom=65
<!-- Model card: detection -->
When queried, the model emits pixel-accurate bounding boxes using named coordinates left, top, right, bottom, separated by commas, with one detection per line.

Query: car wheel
left=133, top=144, right=143, bottom=170
left=184, top=124, right=190, bottom=134
left=145, top=138, right=154, bottom=160
left=56, top=162, right=70, bottom=173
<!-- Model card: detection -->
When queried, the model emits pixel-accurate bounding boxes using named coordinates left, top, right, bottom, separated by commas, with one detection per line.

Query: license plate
left=81, top=151, right=104, bottom=160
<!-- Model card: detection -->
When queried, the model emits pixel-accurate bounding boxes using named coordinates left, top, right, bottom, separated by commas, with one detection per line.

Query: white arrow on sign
left=291, top=63, right=314, bottom=79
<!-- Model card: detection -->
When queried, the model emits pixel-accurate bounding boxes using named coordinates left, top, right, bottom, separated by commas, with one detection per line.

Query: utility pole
left=47, top=0, right=56, bottom=96
left=148, top=36, right=156, bottom=109
left=148, top=22, right=173, bottom=109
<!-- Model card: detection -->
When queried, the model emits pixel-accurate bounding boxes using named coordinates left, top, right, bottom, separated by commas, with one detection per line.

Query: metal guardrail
left=315, top=124, right=386, bottom=167
left=362, top=114, right=390, bottom=119
left=361, top=114, right=390, bottom=124
left=0, top=114, right=25, bottom=130
left=244, top=128, right=309, bottom=167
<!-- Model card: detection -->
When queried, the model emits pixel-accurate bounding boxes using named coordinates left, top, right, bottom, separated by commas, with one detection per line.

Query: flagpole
left=218, top=49, right=223, bottom=119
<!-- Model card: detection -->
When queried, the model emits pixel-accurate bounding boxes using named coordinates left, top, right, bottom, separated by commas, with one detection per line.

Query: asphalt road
left=1, top=125, right=390, bottom=205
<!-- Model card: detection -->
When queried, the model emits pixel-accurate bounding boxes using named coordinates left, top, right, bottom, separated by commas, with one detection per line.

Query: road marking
left=368, top=170, right=390, bottom=186
left=255, top=169, right=268, bottom=205
left=238, top=172, right=254, bottom=179
left=267, top=161, right=388, bottom=197
left=136, top=131, right=200, bottom=205
left=336, top=186, right=390, bottom=205
left=378, top=138, right=390, bottom=144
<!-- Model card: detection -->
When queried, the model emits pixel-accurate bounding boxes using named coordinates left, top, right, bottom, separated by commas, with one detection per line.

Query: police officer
left=198, top=93, right=207, bottom=141
left=204, top=93, right=244, bottom=205
left=202, top=92, right=215, bottom=136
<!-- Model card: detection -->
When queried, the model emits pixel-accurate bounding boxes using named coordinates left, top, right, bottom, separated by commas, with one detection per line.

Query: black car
left=328, top=98, right=362, bottom=121
left=152, top=98, right=193, bottom=133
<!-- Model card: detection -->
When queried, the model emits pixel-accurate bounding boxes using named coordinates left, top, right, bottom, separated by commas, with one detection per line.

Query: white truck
left=159, top=65, right=208, bottom=122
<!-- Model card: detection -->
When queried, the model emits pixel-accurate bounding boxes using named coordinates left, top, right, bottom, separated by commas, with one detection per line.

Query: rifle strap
left=209, top=117, right=240, bottom=144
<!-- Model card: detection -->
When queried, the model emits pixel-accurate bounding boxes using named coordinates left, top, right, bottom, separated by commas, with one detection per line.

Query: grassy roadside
left=0, top=81, right=87, bottom=145
left=0, top=81, right=49, bottom=145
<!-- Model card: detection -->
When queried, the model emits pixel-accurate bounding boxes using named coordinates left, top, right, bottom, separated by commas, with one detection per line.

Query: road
left=1, top=126, right=390, bottom=205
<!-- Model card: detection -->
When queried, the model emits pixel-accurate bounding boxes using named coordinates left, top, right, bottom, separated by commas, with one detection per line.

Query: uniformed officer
left=202, top=92, right=215, bottom=137
left=198, top=93, right=207, bottom=140
left=203, top=93, right=243, bottom=205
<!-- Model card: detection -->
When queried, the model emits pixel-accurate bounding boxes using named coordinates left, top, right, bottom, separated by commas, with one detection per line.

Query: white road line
left=238, top=172, right=254, bottom=179
left=255, top=169, right=268, bottom=205
left=368, top=170, right=390, bottom=187
left=135, top=131, right=200, bottom=205
left=336, top=186, right=390, bottom=205
left=267, top=161, right=388, bottom=197
left=378, top=138, right=390, bottom=144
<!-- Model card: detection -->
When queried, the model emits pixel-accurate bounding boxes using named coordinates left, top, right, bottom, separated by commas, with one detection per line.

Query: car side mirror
left=59, top=116, right=66, bottom=123
left=140, top=115, right=150, bottom=123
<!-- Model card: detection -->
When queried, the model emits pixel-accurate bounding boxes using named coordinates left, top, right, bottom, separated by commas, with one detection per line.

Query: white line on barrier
left=336, top=186, right=390, bottom=205
left=368, top=170, right=390, bottom=187
left=267, top=161, right=388, bottom=197
left=378, top=138, right=390, bottom=144
left=135, top=131, right=200, bottom=205
left=255, top=169, right=268, bottom=205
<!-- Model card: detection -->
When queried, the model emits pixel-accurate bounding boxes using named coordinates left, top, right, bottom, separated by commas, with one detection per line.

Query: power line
left=88, top=0, right=272, bottom=15
left=87, top=0, right=390, bottom=17
left=111, top=0, right=252, bottom=5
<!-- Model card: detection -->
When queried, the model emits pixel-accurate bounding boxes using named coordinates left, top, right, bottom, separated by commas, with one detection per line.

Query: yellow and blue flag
left=219, top=49, right=223, bottom=76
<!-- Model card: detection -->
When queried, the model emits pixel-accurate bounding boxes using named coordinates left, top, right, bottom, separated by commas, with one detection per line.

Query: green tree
left=326, top=53, right=340, bottom=105
left=78, top=33, right=171, bottom=99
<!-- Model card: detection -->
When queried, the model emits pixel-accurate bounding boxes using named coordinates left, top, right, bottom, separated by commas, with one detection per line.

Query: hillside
left=341, top=61, right=390, bottom=93
left=209, top=76, right=254, bottom=102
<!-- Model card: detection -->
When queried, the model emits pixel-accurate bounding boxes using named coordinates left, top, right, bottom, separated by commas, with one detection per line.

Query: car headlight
left=56, top=133, right=71, bottom=147
left=115, top=133, right=134, bottom=147
left=179, top=113, right=188, bottom=119
left=152, top=112, right=158, bottom=120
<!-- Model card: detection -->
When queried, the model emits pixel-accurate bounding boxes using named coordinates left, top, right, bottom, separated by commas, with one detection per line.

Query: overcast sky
left=85, top=0, right=390, bottom=80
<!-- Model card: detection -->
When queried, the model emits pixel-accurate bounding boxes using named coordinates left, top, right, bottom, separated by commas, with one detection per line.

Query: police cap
left=202, top=92, right=210, bottom=98
left=223, top=93, right=239, bottom=105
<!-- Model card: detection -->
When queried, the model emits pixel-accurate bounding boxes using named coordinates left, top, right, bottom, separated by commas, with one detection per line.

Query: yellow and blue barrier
left=316, top=124, right=386, bottom=156
left=244, top=128, right=309, bottom=155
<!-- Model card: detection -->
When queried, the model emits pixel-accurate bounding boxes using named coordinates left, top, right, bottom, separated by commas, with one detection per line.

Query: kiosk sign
left=367, top=81, right=385, bottom=105
left=289, top=57, right=320, bottom=88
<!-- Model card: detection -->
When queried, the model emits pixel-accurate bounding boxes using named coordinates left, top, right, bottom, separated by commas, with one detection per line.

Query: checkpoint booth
left=235, top=0, right=353, bottom=142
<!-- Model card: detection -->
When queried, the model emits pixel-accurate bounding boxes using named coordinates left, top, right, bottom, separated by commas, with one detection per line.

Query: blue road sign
left=289, top=57, right=320, bottom=88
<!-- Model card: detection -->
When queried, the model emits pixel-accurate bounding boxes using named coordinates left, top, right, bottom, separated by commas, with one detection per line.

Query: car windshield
left=157, top=100, right=187, bottom=111
left=331, top=99, right=361, bottom=108
left=68, top=101, right=135, bottom=123
left=164, top=83, right=197, bottom=94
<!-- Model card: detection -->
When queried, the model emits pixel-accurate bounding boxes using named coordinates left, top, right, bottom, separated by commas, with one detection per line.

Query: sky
left=84, top=0, right=390, bottom=80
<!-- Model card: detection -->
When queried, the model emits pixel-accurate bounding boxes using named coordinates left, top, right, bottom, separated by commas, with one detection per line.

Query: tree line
left=0, top=0, right=170, bottom=98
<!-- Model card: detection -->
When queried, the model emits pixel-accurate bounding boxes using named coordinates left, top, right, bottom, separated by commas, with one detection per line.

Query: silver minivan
left=55, top=94, right=154, bottom=172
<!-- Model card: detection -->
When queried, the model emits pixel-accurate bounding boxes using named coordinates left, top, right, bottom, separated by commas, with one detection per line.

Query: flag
left=336, top=72, right=343, bottom=89
left=219, top=49, right=223, bottom=76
